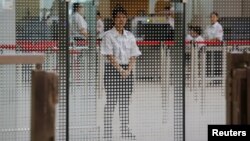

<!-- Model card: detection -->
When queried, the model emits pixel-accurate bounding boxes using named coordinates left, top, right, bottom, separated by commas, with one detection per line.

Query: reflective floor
left=0, top=65, right=225, bottom=141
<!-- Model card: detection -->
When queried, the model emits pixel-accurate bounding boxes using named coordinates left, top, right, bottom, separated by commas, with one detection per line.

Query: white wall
left=214, top=0, right=242, bottom=17
left=0, top=0, right=15, bottom=44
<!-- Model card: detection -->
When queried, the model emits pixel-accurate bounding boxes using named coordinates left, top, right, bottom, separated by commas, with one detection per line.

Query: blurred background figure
left=203, top=12, right=223, bottom=82
left=186, top=25, right=204, bottom=43
left=164, top=5, right=174, bottom=29
left=151, top=0, right=171, bottom=23
left=71, top=3, right=88, bottom=40
left=97, top=10, right=104, bottom=39
left=203, top=11, right=224, bottom=41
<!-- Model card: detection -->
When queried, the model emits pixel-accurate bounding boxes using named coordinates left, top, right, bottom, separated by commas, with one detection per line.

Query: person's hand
left=209, top=38, right=220, bottom=42
left=120, top=69, right=131, bottom=79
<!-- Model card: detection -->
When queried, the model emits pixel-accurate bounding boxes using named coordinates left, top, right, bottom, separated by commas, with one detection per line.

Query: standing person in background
left=97, top=10, right=104, bottom=39
left=101, top=6, right=141, bottom=141
left=203, top=12, right=224, bottom=83
left=71, top=3, right=88, bottom=40
left=204, top=11, right=224, bottom=41
left=164, top=5, right=174, bottom=29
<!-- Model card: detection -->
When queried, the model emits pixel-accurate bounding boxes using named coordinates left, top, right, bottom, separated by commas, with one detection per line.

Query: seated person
left=185, top=26, right=205, bottom=74
left=186, top=25, right=205, bottom=46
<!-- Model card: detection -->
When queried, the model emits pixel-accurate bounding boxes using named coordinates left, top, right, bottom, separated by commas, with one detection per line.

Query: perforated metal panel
left=1, top=0, right=250, bottom=141
left=1, top=0, right=68, bottom=140
left=185, top=0, right=250, bottom=141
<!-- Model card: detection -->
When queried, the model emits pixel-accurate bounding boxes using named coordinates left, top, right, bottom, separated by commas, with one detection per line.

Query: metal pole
left=172, top=0, right=186, bottom=140
left=182, top=1, right=186, bottom=141
left=65, top=1, right=70, bottom=141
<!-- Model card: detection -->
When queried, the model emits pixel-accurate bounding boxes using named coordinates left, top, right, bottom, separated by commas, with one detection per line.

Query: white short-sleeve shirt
left=101, top=28, right=142, bottom=65
left=166, top=17, right=174, bottom=29
left=71, top=12, right=88, bottom=39
left=204, top=22, right=223, bottom=41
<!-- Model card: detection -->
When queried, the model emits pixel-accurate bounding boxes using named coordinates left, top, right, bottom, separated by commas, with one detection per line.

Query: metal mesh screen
left=185, top=1, right=226, bottom=140
left=0, top=0, right=184, bottom=141
left=1, top=0, right=249, bottom=141
left=69, top=1, right=98, bottom=140
left=185, top=0, right=250, bottom=141
left=0, top=0, right=17, bottom=138
left=1, top=0, right=68, bottom=140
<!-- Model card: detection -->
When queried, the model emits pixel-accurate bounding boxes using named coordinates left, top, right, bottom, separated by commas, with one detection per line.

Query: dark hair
left=112, top=6, right=127, bottom=19
left=97, top=11, right=101, bottom=16
left=73, top=3, right=82, bottom=13
left=188, top=26, right=202, bottom=35
left=164, top=6, right=171, bottom=11
left=210, top=11, right=219, bottom=18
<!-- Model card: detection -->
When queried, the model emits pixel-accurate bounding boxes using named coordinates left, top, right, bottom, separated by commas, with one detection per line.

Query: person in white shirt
left=203, top=12, right=223, bottom=80
left=101, top=6, right=141, bottom=141
left=186, top=26, right=205, bottom=45
left=96, top=11, right=104, bottom=39
left=164, top=6, right=174, bottom=29
left=185, top=26, right=205, bottom=69
left=71, top=3, right=88, bottom=40
left=204, top=11, right=224, bottom=41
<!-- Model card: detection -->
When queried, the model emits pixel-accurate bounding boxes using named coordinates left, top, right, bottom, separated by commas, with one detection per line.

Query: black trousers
left=104, top=63, right=133, bottom=140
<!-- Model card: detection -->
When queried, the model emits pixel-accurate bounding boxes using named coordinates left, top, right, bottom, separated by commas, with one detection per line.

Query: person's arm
left=123, top=34, right=142, bottom=78
left=203, top=28, right=221, bottom=42
left=79, top=28, right=88, bottom=38
left=76, top=14, right=88, bottom=38
left=214, top=26, right=223, bottom=42
left=100, top=34, right=126, bottom=76
left=127, top=56, right=136, bottom=73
